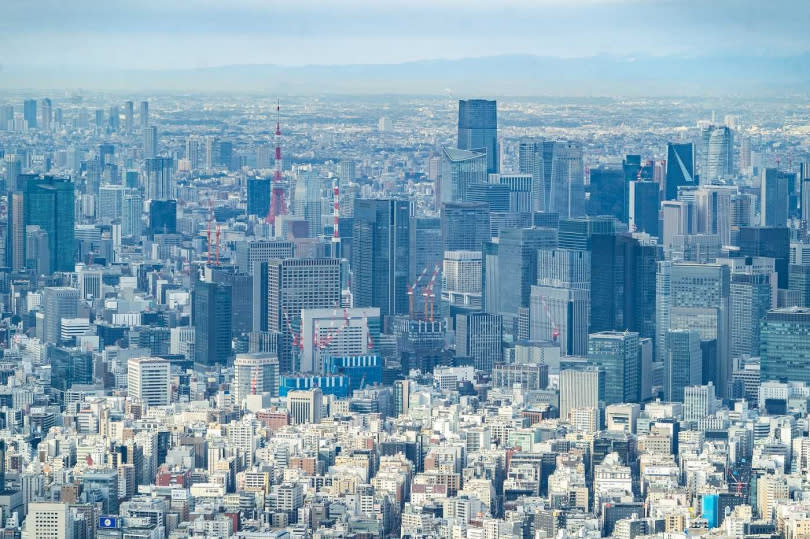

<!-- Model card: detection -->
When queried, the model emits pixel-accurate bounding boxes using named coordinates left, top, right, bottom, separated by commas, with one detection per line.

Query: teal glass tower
left=23, top=176, right=75, bottom=272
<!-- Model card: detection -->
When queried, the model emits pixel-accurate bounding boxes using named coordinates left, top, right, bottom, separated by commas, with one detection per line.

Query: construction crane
left=215, top=224, right=222, bottom=266
left=422, top=264, right=441, bottom=322
left=407, top=267, right=429, bottom=318
left=537, top=295, right=560, bottom=342
left=280, top=307, right=303, bottom=351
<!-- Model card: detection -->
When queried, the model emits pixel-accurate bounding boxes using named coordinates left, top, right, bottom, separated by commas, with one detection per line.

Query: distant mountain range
left=3, top=54, right=810, bottom=96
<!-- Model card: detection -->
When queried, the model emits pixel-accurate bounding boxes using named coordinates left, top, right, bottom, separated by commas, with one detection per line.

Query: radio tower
left=266, top=100, right=287, bottom=226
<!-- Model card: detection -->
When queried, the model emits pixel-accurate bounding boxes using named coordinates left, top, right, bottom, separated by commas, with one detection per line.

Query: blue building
left=279, top=374, right=350, bottom=398
left=323, top=355, right=383, bottom=392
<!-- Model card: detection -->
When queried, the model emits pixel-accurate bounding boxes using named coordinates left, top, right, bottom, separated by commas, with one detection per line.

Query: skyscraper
left=738, top=226, right=790, bottom=289
left=193, top=280, right=233, bottom=366
left=439, top=146, right=487, bottom=205
left=23, top=99, right=37, bottom=129
left=518, top=139, right=546, bottom=211
left=494, top=227, right=558, bottom=320
left=247, top=177, right=272, bottom=218
left=292, top=170, right=322, bottom=237
left=761, top=307, right=810, bottom=384
left=233, top=353, right=280, bottom=405
left=143, top=126, right=158, bottom=159
left=409, top=217, right=443, bottom=317
left=702, top=125, right=733, bottom=183
left=559, top=367, right=604, bottom=423
left=4, top=154, right=21, bottom=192
left=587, top=331, right=640, bottom=405
left=457, top=99, right=498, bottom=174
left=588, top=165, right=626, bottom=222
left=549, top=141, right=585, bottom=219
left=665, top=142, right=696, bottom=200
left=39, top=98, right=52, bottom=131
left=440, top=202, right=490, bottom=252
left=352, top=199, right=410, bottom=318
left=760, top=168, right=789, bottom=227
left=530, top=248, right=590, bottom=356
left=23, top=176, right=75, bottom=272
left=663, top=329, right=702, bottom=402
left=267, top=258, right=342, bottom=373
left=629, top=181, right=660, bottom=236
left=144, top=157, right=174, bottom=201
left=456, top=312, right=503, bottom=372
left=725, top=257, right=775, bottom=359
left=139, top=100, right=149, bottom=128
left=43, top=287, right=79, bottom=344
left=124, top=100, right=134, bottom=133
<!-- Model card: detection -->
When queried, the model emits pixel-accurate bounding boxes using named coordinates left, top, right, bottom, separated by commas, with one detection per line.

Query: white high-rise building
left=233, top=353, right=280, bottom=405
left=287, top=388, right=323, bottom=425
left=559, top=368, right=603, bottom=427
left=300, top=307, right=379, bottom=373
left=23, top=502, right=72, bottom=539
left=127, top=357, right=171, bottom=407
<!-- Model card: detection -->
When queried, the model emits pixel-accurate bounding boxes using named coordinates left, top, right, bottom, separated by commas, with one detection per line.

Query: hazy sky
left=1, top=0, right=806, bottom=70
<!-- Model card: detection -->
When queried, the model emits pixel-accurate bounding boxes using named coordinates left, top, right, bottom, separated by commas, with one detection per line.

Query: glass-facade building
left=761, top=307, right=810, bottom=384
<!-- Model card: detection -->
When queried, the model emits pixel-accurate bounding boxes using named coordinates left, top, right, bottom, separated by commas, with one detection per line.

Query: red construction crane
left=407, top=267, right=429, bottom=318
left=537, top=295, right=560, bottom=342
left=422, top=264, right=441, bottom=322
left=280, top=307, right=303, bottom=350
left=215, top=225, right=222, bottom=266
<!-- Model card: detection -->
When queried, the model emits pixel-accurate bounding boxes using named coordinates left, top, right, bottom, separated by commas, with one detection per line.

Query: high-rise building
left=494, top=227, right=557, bottom=319
left=39, top=98, right=52, bottom=131
left=23, top=176, right=75, bottom=272
left=760, top=168, right=790, bottom=227
left=5, top=154, right=21, bottom=192
left=148, top=199, right=176, bottom=236
left=124, top=100, right=134, bottom=133
left=738, top=226, right=790, bottom=289
left=23, top=99, right=37, bottom=129
left=629, top=181, right=659, bottom=236
left=443, top=250, right=483, bottom=311
left=587, top=331, right=640, bottom=405
left=549, top=141, right=585, bottom=219
left=352, top=199, right=410, bottom=318
left=725, top=257, right=775, bottom=359
left=656, top=262, right=731, bottom=396
left=439, top=146, right=487, bottom=205
left=588, top=165, right=626, bottom=222
left=457, top=99, right=498, bottom=174
left=267, top=258, right=342, bottom=373
left=789, top=264, right=810, bottom=308
left=193, top=280, right=233, bottom=366
left=440, top=202, right=490, bottom=252
left=665, top=142, right=696, bottom=200
left=530, top=249, right=590, bottom=356
left=127, top=357, right=171, bottom=407
left=456, top=312, right=502, bottom=372
left=247, top=177, right=271, bottom=218
left=143, top=126, right=158, bottom=159
left=144, top=157, right=174, bottom=200
left=23, top=502, right=72, bottom=539
left=235, top=239, right=295, bottom=276
left=122, top=189, right=143, bottom=237
left=292, top=170, right=322, bottom=237
left=409, top=217, right=443, bottom=317
left=518, top=139, right=552, bottom=211
left=233, top=353, right=280, bottom=405
left=761, top=307, right=810, bottom=384
left=663, top=329, right=702, bottom=402
left=139, top=100, right=149, bottom=128
left=702, top=125, right=733, bottom=183
left=43, top=287, right=79, bottom=344
left=559, top=367, right=604, bottom=423
left=287, top=388, right=323, bottom=424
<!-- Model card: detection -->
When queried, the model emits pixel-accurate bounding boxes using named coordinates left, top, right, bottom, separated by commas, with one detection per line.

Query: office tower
left=139, top=100, right=149, bottom=128
left=5, top=154, right=21, bottom=192
left=247, top=177, right=271, bottom=218
left=144, top=157, right=174, bottom=200
left=43, top=287, right=79, bottom=344
left=665, top=143, right=696, bottom=200
left=293, top=171, right=322, bottom=237
left=148, top=200, right=177, bottom=236
left=467, top=183, right=510, bottom=212
left=694, top=185, right=734, bottom=246
left=124, top=100, right=134, bottom=133
left=193, top=280, right=233, bottom=366
left=235, top=239, right=295, bottom=276
left=549, top=141, right=585, bottom=219
left=94, top=108, right=105, bottom=131
left=457, top=99, right=498, bottom=174
left=409, top=217, right=443, bottom=317
left=24, top=176, right=75, bottom=271
left=26, top=225, right=50, bottom=275
left=233, top=353, right=280, bottom=405
left=108, top=105, right=120, bottom=132
left=656, top=262, right=730, bottom=396
left=122, top=189, right=143, bottom=237
left=0, top=105, right=13, bottom=130
left=207, top=265, right=254, bottom=335
left=587, top=331, right=640, bottom=405
left=443, top=251, right=483, bottom=311
left=790, top=264, right=810, bottom=307
left=761, top=307, right=810, bottom=384
left=39, top=98, right=52, bottom=131
left=496, top=173, right=533, bottom=213
left=440, top=202, right=490, bottom=252
left=287, top=388, right=323, bottom=424
left=661, top=200, right=695, bottom=250
left=629, top=181, right=660, bottom=236
left=738, top=226, right=790, bottom=289
left=23, top=99, right=37, bottom=129
left=7, top=193, right=24, bottom=270
left=588, top=165, right=626, bottom=222
left=519, top=139, right=547, bottom=211
left=559, top=367, right=604, bottom=423
left=663, top=329, right=702, bottom=402
left=339, top=159, right=356, bottom=182
left=702, top=125, right=733, bottom=183
left=352, top=199, right=410, bottom=317
left=203, top=135, right=218, bottom=170
left=439, top=146, right=487, bottom=205
left=267, top=258, right=342, bottom=372
left=530, top=249, right=590, bottom=356
left=97, top=185, right=125, bottom=222
left=127, top=357, right=171, bottom=407
left=143, top=126, right=158, bottom=159
left=456, top=312, right=503, bottom=372
left=760, top=168, right=789, bottom=227
left=24, top=502, right=72, bottom=539
left=494, top=227, right=557, bottom=319
left=725, top=257, right=775, bottom=359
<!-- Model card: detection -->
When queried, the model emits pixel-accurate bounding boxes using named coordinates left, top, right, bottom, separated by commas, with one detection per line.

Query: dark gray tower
left=458, top=99, right=498, bottom=174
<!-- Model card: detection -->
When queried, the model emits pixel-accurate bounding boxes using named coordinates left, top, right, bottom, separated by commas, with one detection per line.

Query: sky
left=1, top=0, right=807, bottom=70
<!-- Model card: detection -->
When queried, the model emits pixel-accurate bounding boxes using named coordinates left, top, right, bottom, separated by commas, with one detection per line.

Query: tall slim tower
left=267, top=101, right=287, bottom=227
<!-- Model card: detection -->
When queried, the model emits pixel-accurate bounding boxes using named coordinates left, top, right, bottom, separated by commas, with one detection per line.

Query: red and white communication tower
left=266, top=100, right=287, bottom=226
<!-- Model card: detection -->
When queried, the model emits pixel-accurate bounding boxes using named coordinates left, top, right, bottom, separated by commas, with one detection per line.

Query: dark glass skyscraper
left=665, top=143, right=696, bottom=201
left=23, top=99, right=37, bottom=129
left=738, top=226, right=790, bottom=289
left=23, top=176, right=75, bottom=272
left=440, top=202, right=490, bottom=252
left=588, top=165, right=626, bottom=222
left=247, top=177, right=271, bottom=218
left=457, top=99, right=498, bottom=174
left=352, top=199, right=411, bottom=318
left=193, top=280, right=233, bottom=366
